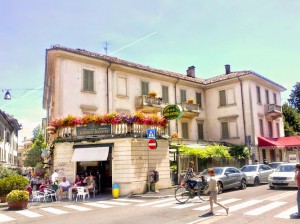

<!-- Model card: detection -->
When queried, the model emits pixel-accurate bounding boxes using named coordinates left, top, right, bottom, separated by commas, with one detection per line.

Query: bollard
left=112, top=183, right=120, bottom=198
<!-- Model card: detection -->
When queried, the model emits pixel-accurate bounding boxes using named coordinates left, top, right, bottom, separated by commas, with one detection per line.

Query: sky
left=0, top=0, right=299, bottom=143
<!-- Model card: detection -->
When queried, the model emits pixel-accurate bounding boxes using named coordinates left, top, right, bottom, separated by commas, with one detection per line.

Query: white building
left=43, top=45, right=286, bottom=194
left=0, top=110, right=22, bottom=169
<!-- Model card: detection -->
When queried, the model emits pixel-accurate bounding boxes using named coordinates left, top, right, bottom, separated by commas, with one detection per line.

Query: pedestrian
left=295, top=164, right=300, bottom=217
left=183, top=161, right=198, bottom=195
left=254, top=159, right=259, bottom=164
left=204, top=168, right=229, bottom=215
left=51, top=169, right=59, bottom=183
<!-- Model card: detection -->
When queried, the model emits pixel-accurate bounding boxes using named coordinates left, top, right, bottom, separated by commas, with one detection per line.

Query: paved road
left=0, top=184, right=298, bottom=224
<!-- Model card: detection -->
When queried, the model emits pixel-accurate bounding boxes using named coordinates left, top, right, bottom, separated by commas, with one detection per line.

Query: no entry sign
left=148, top=139, right=157, bottom=150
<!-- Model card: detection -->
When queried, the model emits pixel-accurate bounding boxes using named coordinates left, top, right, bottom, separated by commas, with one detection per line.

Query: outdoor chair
left=76, top=187, right=89, bottom=202
left=31, top=191, right=46, bottom=203
left=44, top=188, right=57, bottom=202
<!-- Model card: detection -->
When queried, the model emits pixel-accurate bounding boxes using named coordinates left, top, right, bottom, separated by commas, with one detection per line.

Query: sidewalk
left=131, top=186, right=177, bottom=199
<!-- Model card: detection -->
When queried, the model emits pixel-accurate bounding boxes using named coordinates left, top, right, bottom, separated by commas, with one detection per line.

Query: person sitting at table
left=56, top=177, right=71, bottom=200
left=74, top=174, right=83, bottom=186
left=39, top=180, right=49, bottom=193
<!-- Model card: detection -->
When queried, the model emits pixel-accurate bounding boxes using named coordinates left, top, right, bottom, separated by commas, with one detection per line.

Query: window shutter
left=259, top=119, right=264, bottom=136
left=219, top=90, right=226, bottom=106
left=196, top=93, right=202, bottom=108
left=162, top=85, right=169, bottom=103
left=182, top=122, right=189, bottom=139
left=83, top=69, right=94, bottom=91
left=180, top=89, right=186, bottom=103
left=197, top=123, right=204, bottom=140
left=265, top=90, right=269, bottom=104
left=221, top=122, right=229, bottom=139
left=141, top=82, right=149, bottom=95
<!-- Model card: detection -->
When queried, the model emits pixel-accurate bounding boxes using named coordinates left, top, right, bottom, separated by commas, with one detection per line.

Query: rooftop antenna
left=103, top=41, right=109, bottom=55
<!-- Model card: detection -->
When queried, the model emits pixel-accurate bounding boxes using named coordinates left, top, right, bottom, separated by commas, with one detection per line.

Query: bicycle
left=175, top=177, right=209, bottom=203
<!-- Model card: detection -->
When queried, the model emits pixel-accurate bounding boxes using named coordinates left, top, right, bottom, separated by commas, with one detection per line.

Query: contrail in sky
left=110, top=32, right=157, bottom=55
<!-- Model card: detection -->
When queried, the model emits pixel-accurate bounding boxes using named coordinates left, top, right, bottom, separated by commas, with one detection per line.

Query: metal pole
left=147, top=144, right=150, bottom=192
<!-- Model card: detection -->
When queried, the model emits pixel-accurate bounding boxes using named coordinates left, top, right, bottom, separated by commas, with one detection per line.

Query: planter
left=7, top=200, right=28, bottom=210
left=0, top=195, right=6, bottom=203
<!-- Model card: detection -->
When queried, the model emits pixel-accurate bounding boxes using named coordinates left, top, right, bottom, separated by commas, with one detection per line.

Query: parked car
left=241, top=164, right=273, bottom=186
left=268, top=162, right=288, bottom=171
left=201, top=167, right=247, bottom=194
left=268, top=163, right=297, bottom=189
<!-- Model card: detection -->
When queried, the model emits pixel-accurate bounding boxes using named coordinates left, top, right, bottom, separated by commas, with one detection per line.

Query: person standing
left=204, top=168, right=229, bottom=215
left=295, top=164, right=300, bottom=217
left=51, top=169, right=59, bottom=183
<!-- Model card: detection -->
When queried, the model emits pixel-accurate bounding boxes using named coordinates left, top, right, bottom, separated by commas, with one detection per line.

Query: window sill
left=218, top=103, right=237, bottom=108
left=221, top=136, right=240, bottom=140
left=81, top=90, right=96, bottom=94
left=116, top=95, right=129, bottom=99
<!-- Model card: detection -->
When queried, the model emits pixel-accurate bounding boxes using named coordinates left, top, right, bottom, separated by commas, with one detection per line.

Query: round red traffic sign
left=148, top=139, right=157, bottom=150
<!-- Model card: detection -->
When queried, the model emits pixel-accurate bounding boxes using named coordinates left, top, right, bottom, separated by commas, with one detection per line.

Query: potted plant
left=6, top=190, right=29, bottom=210
left=148, top=91, right=157, bottom=98
left=187, top=98, right=194, bottom=104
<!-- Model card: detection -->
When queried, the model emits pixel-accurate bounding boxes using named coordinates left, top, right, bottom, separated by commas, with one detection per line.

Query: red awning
left=258, top=136, right=300, bottom=147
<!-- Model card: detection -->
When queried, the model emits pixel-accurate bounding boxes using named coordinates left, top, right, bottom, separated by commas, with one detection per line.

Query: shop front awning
left=258, top=136, right=300, bottom=148
left=71, top=147, right=109, bottom=162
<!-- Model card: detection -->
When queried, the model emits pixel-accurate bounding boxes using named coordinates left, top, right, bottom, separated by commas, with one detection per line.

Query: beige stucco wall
left=52, top=138, right=171, bottom=196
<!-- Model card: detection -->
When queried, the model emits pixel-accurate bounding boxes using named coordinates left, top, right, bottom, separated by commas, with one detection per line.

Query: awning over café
left=258, top=136, right=300, bottom=148
left=71, top=147, right=109, bottom=161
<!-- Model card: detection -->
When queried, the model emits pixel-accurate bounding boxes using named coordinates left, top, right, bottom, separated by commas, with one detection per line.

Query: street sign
left=162, top=104, right=183, bottom=120
left=148, top=139, right=157, bottom=150
left=147, top=129, right=156, bottom=139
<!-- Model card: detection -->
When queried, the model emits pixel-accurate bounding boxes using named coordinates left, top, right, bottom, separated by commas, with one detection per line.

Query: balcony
left=265, top=104, right=282, bottom=120
left=179, top=102, right=201, bottom=118
left=136, top=95, right=163, bottom=113
left=53, top=123, right=167, bottom=141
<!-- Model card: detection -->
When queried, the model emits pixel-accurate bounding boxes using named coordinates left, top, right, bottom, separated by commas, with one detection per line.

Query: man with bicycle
left=183, top=161, right=198, bottom=194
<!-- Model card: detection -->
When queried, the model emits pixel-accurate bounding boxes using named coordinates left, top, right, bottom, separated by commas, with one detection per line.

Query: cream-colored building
left=43, top=45, right=285, bottom=195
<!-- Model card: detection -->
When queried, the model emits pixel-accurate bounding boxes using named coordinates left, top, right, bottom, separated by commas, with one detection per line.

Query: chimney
left=225, top=64, right=231, bottom=74
left=187, top=66, right=195, bottom=78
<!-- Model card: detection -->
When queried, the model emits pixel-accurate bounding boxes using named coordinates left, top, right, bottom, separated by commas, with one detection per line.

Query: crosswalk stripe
left=219, top=200, right=262, bottom=213
left=40, top=207, right=69, bottom=214
left=113, top=198, right=145, bottom=203
left=16, top=210, right=43, bottom=218
left=275, top=206, right=298, bottom=219
left=154, top=200, right=178, bottom=207
left=84, top=202, right=113, bottom=208
left=64, top=205, right=92, bottom=211
left=136, top=198, right=174, bottom=207
left=172, top=201, right=206, bottom=209
left=244, top=201, right=286, bottom=216
left=97, top=201, right=130, bottom=206
left=193, top=198, right=241, bottom=211
left=0, top=214, right=15, bottom=222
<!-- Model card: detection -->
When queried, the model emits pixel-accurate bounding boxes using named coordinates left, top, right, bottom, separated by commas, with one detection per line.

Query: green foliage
left=6, top=190, right=29, bottom=202
left=288, top=82, right=300, bottom=113
left=24, top=125, right=46, bottom=167
left=282, top=103, right=300, bottom=136
left=228, top=145, right=250, bottom=159
left=179, top=144, right=231, bottom=159
left=0, top=167, right=17, bottom=179
left=0, top=175, right=29, bottom=196
left=170, top=165, right=177, bottom=172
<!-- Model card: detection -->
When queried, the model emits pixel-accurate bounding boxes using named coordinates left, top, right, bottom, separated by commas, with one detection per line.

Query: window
left=6, top=132, right=10, bottom=143
left=196, top=92, right=202, bottom=108
left=221, top=120, right=238, bottom=139
left=273, top=93, right=277, bottom=105
left=197, top=123, right=204, bottom=140
left=221, top=122, right=229, bottom=139
left=259, top=119, right=264, bottom=136
left=265, top=90, right=269, bottom=104
left=256, top=86, right=261, bottom=104
left=141, top=81, right=149, bottom=95
left=219, top=89, right=235, bottom=106
left=117, top=77, right=127, bottom=96
left=180, top=89, right=186, bottom=103
left=0, top=125, right=3, bottom=139
left=276, top=123, right=280, bottom=137
left=268, top=121, right=273, bottom=138
left=83, top=69, right=94, bottom=92
left=162, top=85, right=169, bottom=103
left=181, top=122, right=189, bottom=139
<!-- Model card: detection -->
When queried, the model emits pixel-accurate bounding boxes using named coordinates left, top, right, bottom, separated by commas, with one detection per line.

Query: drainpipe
left=106, top=62, right=112, bottom=113
left=238, top=76, right=247, bottom=146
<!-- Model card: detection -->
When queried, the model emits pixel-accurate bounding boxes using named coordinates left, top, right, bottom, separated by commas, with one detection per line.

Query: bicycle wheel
left=198, top=185, right=209, bottom=201
left=175, top=186, right=191, bottom=203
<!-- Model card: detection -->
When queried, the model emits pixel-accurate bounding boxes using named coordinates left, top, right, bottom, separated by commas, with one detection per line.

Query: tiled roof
left=48, top=45, right=286, bottom=90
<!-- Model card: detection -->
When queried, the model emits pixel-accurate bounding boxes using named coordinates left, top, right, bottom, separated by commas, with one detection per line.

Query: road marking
left=113, top=198, right=145, bottom=203
left=218, top=200, right=262, bottom=212
left=84, top=202, right=113, bottom=208
left=0, top=214, right=15, bottom=222
left=268, top=191, right=296, bottom=201
left=172, top=201, right=206, bottom=209
left=97, top=201, right=130, bottom=206
left=193, top=198, right=241, bottom=211
left=186, top=216, right=212, bottom=224
left=154, top=200, right=177, bottom=207
left=136, top=198, right=174, bottom=206
left=64, top=205, right=92, bottom=211
left=40, top=207, right=69, bottom=214
left=16, top=210, right=43, bottom=218
left=275, top=206, right=298, bottom=219
left=244, top=201, right=286, bottom=215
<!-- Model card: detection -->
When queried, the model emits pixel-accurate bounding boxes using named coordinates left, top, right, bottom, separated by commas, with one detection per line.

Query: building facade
left=43, top=45, right=286, bottom=194
left=0, top=110, right=22, bottom=169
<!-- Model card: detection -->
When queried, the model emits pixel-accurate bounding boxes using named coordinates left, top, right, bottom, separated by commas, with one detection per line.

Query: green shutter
left=162, top=85, right=169, bottom=103
left=219, top=90, right=226, bottom=106
left=182, top=122, right=188, bottom=139
left=256, top=86, right=261, bottom=104
left=197, top=123, right=204, bottom=139
left=141, top=81, right=149, bottom=95
left=180, top=89, right=186, bottom=103
left=221, top=122, right=229, bottom=139
left=83, top=69, right=94, bottom=91
left=196, top=92, right=202, bottom=108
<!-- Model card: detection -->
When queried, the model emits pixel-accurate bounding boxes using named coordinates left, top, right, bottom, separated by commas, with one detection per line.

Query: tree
left=24, top=126, right=46, bottom=167
left=282, top=103, right=300, bottom=136
left=288, top=82, right=300, bottom=112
